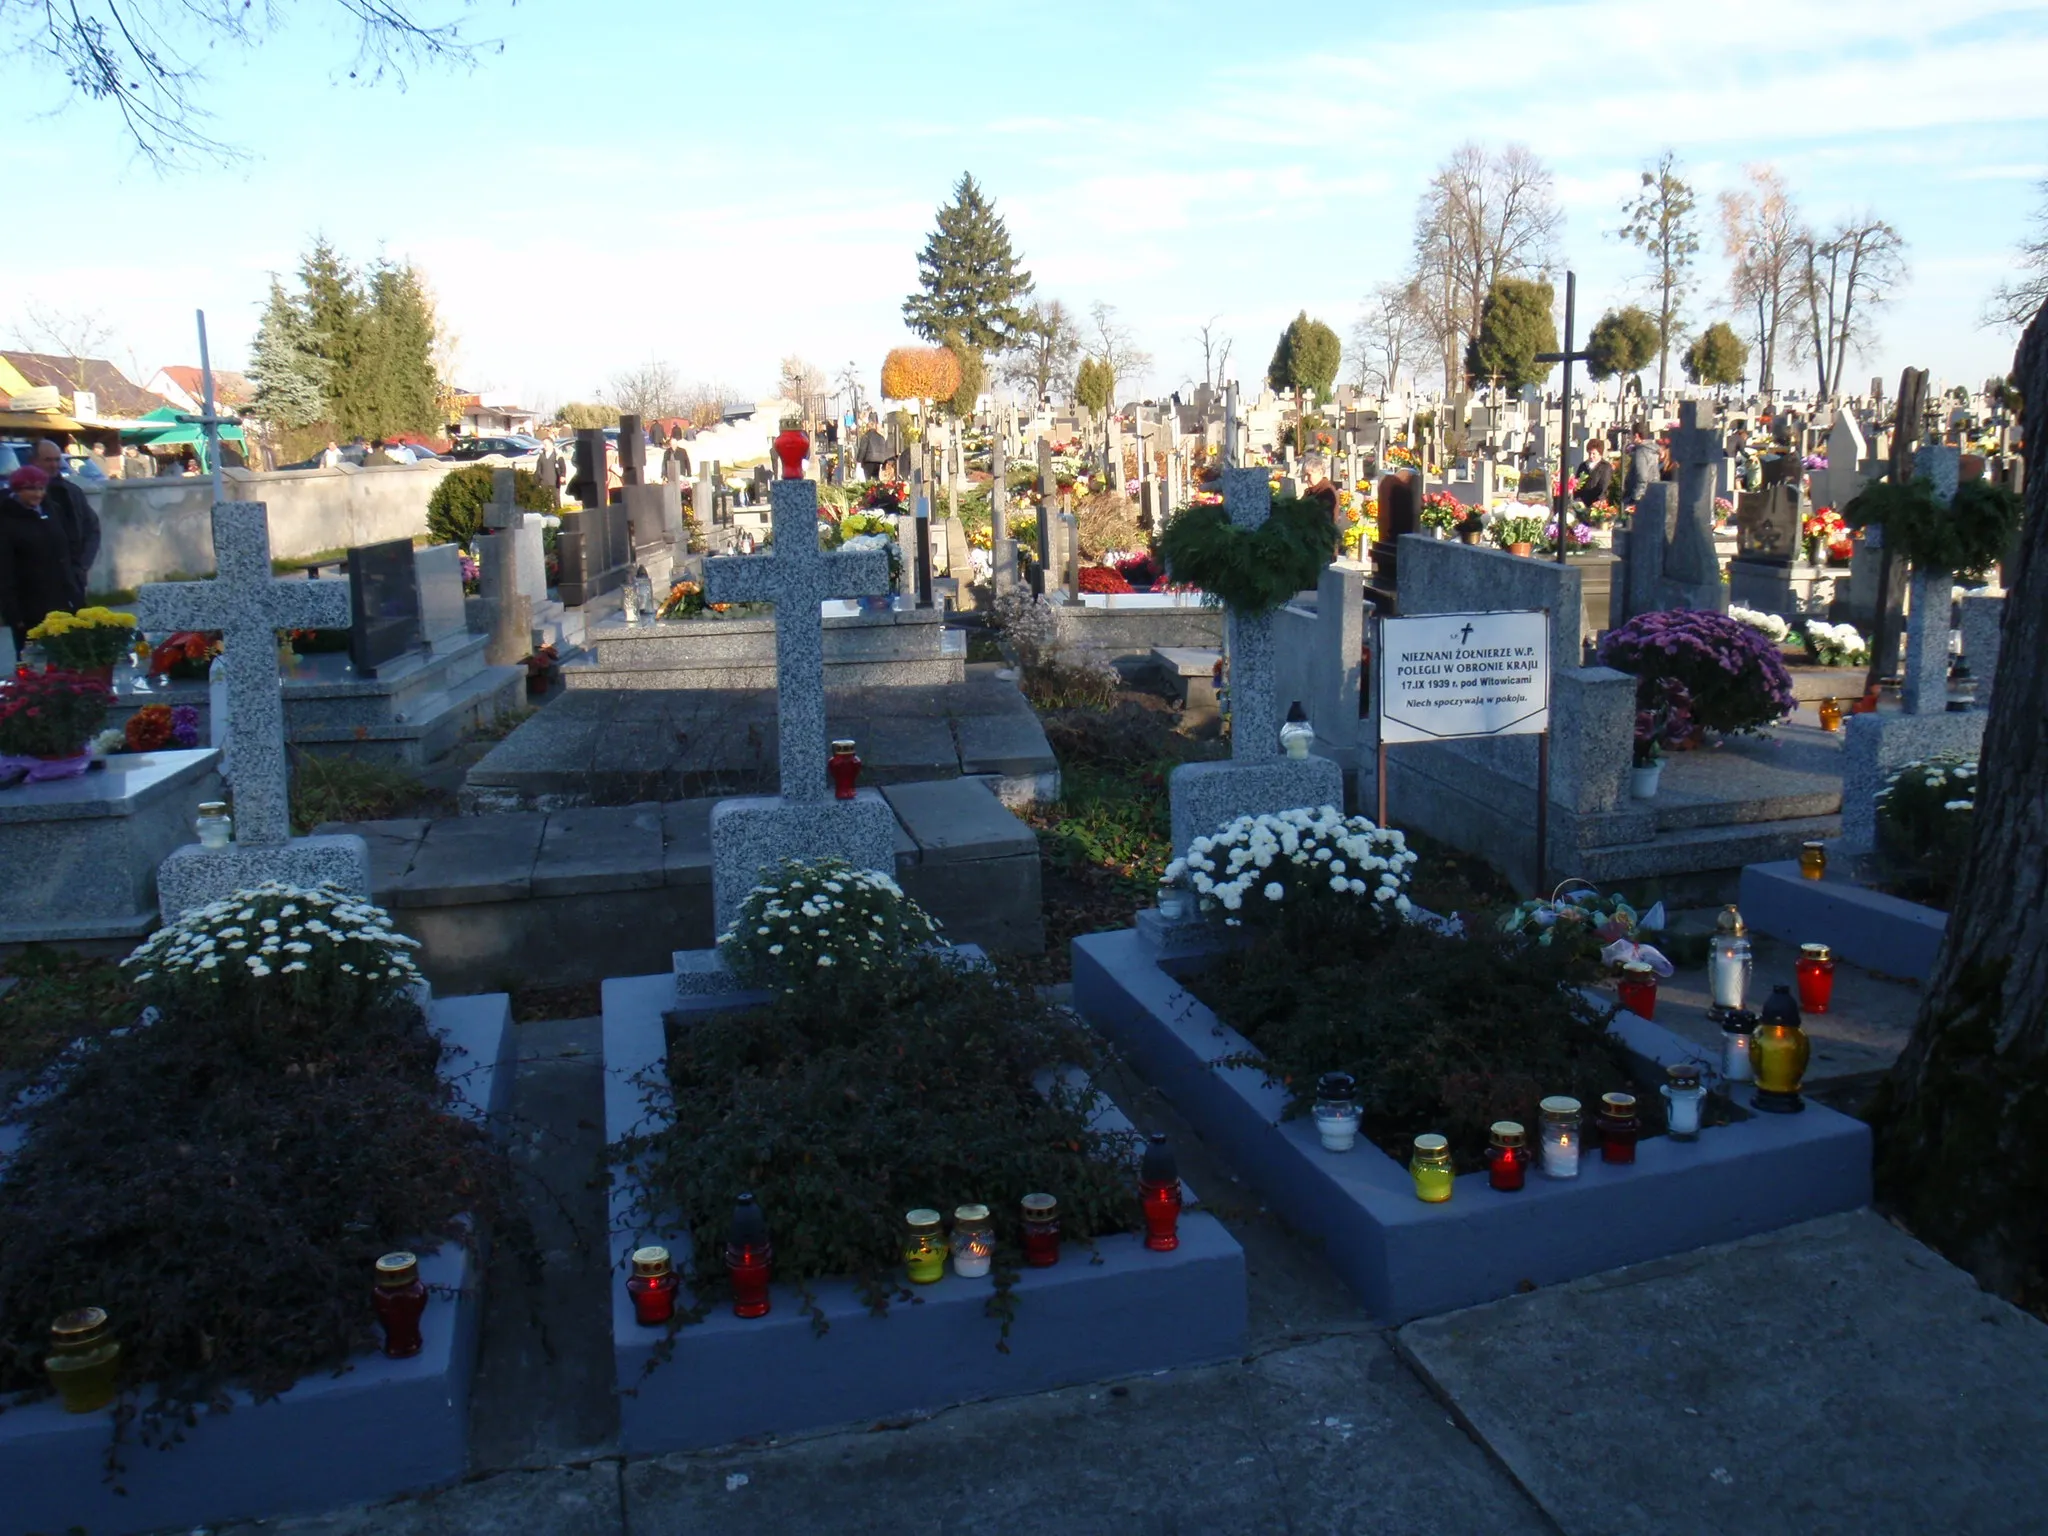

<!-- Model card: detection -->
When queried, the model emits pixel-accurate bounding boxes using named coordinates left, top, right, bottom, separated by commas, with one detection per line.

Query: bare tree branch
left=1985, top=179, right=2048, bottom=332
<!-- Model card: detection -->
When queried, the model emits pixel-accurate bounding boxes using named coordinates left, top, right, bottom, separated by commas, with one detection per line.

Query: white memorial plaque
left=1378, top=609, right=1550, bottom=743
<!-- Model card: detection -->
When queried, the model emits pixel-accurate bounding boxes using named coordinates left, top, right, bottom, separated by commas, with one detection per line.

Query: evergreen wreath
left=1157, top=496, right=1338, bottom=613
left=1842, top=475, right=2022, bottom=583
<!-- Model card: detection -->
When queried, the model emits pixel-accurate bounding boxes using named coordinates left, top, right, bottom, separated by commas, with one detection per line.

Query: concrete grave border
left=1739, top=859, right=1947, bottom=983
left=601, top=967, right=1247, bottom=1457
left=0, top=994, right=513, bottom=1536
left=1071, top=926, right=1872, bottom=1323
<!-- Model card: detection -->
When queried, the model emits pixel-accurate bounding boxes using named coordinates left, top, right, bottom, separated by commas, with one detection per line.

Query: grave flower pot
left=1631, top=763, right=1663, bottom=798
left=1508, top=541, right=1534, bottom=557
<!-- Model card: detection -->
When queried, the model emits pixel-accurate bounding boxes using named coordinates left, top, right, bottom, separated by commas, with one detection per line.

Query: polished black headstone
left=345, top=538, right=424, bottom=676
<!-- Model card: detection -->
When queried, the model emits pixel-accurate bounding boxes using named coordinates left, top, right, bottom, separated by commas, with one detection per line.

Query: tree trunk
left=1869, top=307, right=2048, bottom=1310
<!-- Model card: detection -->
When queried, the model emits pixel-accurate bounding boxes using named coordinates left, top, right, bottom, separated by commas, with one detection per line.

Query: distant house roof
left=1, top=352, right=170, bottom=417
left=150, top=365, right=254, bottom=411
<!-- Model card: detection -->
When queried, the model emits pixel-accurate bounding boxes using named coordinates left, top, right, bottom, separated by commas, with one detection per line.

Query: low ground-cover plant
left=1186, top=903, right=1658, bottom=1170
left=621, top=954, right=1142, bottom=1330
left=0, top=886, right=517, bottom=1431
left=1875, top=755, right=1976, bottom=908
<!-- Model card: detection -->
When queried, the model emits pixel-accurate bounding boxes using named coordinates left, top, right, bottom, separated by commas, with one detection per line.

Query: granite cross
left=702, top=434, right=891, bottom=801
left=135, top=503, right=352, bottom=846
left=1665, top=399, right=1726, bottom=593
left=1220, top=466, right=1280, bottom=759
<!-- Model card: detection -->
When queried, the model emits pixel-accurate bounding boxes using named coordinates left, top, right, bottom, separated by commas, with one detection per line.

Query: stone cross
left=703, top=465, right=891, bottom=801
left=1221, top=468, right=1280, bottom=759
left=1901, top=444, right=1960, bottom=713
left=990, top=432, right=1015, bottom=594
left=1824, top=410, right=1870, bottom=512
left=1223, top=381, right=1241, bottom=467
left=136, top=503, right=353, bottom=847
left=1035, top=436, right=1056, bottom=571
left=482, top=466, right=522, bottom=531
left=1664, top=400, right=1729, bottom=605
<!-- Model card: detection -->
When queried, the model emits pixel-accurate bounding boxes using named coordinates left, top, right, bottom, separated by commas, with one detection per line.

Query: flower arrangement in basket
left=0, top=668, right=112, bottom=761
left=1598, top=608, right=1795, bottom=736
left=149, top=630, right=223, bottom=680
left=1168, top=807, right=1417, bottom=927
left=1498, top=882, right=1671, bottom=973
left=27, top=606, right=136, bottom=670
left=718, top=857, right=946, bottom=991
left=123, top=881, right=425, bottom=1025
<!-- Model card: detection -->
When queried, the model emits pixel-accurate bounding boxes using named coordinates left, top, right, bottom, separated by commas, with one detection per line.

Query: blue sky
left=5, top=0, right=2043, bottom=409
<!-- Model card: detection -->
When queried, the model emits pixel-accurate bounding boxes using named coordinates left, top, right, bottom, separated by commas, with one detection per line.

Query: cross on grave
left=1163, top=468, right=1345, bottom=857
left=1534, top=271, right=1592, bottom=566
left=1663, top=400, right=1729, bottom=605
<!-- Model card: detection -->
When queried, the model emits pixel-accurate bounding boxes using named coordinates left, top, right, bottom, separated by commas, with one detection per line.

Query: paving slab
left=618, top=1333, right=1548, bottom=1536
left=314, top=816, right=429, bottom=892
left=849, top=713, right=961, bottom=781
left=532, top=803, right=664, bottom=897
left=953, top=710, right=1057, bottom=776
left=660, top=797, right=713, bottom=887
left=220, top=1464, right=624, bottom=1536
left=1396, top=1210, right=2048, bottom=1536
left=389, top=813, right=546, bottom=906
left=882, top=778, right=1036, bottom=864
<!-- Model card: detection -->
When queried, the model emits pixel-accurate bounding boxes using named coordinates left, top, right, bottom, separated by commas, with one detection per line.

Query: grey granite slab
left=883, top=778, right=1036, bottom=865
left=312, top=817, right=429, bottom=894
left=157, top=835, right=373, bottom=923
left=532, top=803, right=664, bottom=897
left=708, top=789, right=898, bottom=934
left=953, top=711, right=1057, bottom=776
left=660, top=798, right=713, bottom=887
left=852, top=715, right=960, bottom=781
left=389, top=813, right=547, bottom=907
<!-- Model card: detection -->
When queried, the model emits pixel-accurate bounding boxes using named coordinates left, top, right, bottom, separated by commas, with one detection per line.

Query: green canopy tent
left=121, top=406, right=249, bottom=471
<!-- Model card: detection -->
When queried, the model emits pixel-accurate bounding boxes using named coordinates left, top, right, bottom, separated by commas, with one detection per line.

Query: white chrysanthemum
left=1264, top=882, right=1284, bottom=901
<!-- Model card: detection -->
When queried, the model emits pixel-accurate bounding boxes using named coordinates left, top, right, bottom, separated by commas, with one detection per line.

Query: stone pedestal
left=1728, top=559, right=1842, bottom=620
left=1959, top=593, right=2004, bottom=706
left=157, top=833, right=374, bottom=924
left=0, top=749, right=222, bottom=943
left=709, top=788, right=898, bottom=936
left=1167, top=756, right=1347, bottom=858
left=1900, top=569, right=1952, bottom=715
left=475, top=529, right=533, bottom=666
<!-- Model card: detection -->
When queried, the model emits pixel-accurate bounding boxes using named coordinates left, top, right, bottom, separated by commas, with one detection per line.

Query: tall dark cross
left=1535, top=271, right=1592, bottom=567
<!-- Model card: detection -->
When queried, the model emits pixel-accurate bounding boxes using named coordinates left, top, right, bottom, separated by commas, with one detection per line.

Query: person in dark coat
left=1, top=466, right=81, bottom=652
left=1621, top=424, right=1660, bottom=512
left=1574, top=441, right=1613, bottom=511
left=34, top=439, right=99, bottom=597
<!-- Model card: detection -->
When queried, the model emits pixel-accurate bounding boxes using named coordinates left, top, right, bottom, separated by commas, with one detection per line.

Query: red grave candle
left=1616, top=962, right=1658, bottom=1021
left=772, top=428, right=809, bottom=479
left=1596, top=1092, right=1640, bottom=1165
left=827, top=739, right=862, bottom=800
left=724, top=1193, right=773, bottom=1318
left=1485, top=1121, right=1529, bottom=1191
left=627, top=1246, right=679, bottom=1327
left=1795, top=943, right=1836, bottom=1013
left=372, top=1253, right=427, bottom=1359
left=1020, top=1193, right=1061, bottom=1267
left=1139, top=1134, right=1182, bottom=1251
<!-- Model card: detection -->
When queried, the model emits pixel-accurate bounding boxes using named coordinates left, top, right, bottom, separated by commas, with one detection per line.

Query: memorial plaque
left=1736, top=486, right=1799, bottom=564
left=1377, top=609, right=1551, bottom=744
left=345, top=538, right=425, bottom=676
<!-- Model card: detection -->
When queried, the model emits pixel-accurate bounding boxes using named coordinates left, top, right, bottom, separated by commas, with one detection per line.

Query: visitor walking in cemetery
left=319, top=439, right=342, bottom=469
left=857, top=414, right=890, bottom=481
left=0, top=465, right=79, bottom=650
left=1622, top=423, right=1660, bottom=512
left=1574, top=440, right=1612, bottom=509
left=34, top=439, right=99, bottom=597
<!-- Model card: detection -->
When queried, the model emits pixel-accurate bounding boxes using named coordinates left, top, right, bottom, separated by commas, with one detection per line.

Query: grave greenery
left=719, top=858, right=946, bottom=990
left=1840, top=475, right=2023, bottom=582
left=1875, top=755, right=1978, bottom=909
left=1598, top=609, right=1796, bottom=736
left=0, top=886, right=520, bottom=1440
left=1156, top=495, right=1336, bottom=613
left=623, top=950, right=1142, bottom=1337
left=1185, top=900, right=1660, bottom=1172
left=426, top=465, right=552, bottom=549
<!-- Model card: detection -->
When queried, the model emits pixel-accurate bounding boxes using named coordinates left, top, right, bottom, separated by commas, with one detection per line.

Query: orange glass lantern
left=1817, top=697, right=1843, bottom=732
left=1799, top=840, right=1828, bottom=880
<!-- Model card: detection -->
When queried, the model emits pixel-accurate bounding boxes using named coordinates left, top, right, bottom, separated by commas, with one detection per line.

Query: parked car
left=447, top=435, right=542, bottom=462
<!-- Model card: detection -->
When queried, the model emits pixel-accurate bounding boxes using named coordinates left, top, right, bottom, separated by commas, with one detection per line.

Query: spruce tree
left=299, top=239, right=371, bottom=438
left=1464, top=278, right=1557, bottom=392
left=1267, top=311, right=1342, bottom=454
left=903, top=174, right=1035, bottom=353
left=247, top=277, right=329, bottom=430
left=360, top=261, right=442, bottom=437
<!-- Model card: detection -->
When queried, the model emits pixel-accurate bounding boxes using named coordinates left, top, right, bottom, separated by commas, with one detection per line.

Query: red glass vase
left=1616, top=969, right=1658, bottom=1021
left=772, top=428, right=809, bottom=480
left=1796, top=946, right=1836, bottom=1013
left=826, top=740, right=861, bottom=800
left=372, top=1253, right=427, bottom=1359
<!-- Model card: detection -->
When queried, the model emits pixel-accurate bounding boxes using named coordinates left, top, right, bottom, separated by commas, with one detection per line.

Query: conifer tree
left=247, top=277, right=329, bottom=430
left=903, top=174, right=1035, bottom=353
left=1683, top=321, right=1749, bottom=387
left=1464, top=278, right=1557, bottom=392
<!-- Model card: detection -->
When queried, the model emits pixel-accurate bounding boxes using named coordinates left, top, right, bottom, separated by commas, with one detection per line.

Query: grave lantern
left=725, top=1193, right=774, bottom=1317
left=1751, top=986, right=1811, bottom=1114
left=1538, top=1096, right=1582, bottom=1179
left=1020, top=1193, right=1061, bottom=1267
left=1720, top=1009, right=1757, bottom=1084
left=44, top=1307, right=120, bottom=1414
left=1662, top=1063, right=1706, bottom=1141
left=1796, top=943, right=1837, bottom=1013
left=1617, top=961, right=1658, bottom=1020
left=950, top=1204, right=995, bottom=1278
left=827, top=739, right=862, bottom=800
left=627, top=1246, right=679, bottom=1327
left=372, top=1252, right=427, bottom=1358
left=1280, top=701, right=1314, bottom=759
left=773, top=427, right=810, bottom=480
left=1596, top=1092, right=1640, bottom=1164
left=1485, top=1121, right=1529, bottom=1191
left=1707, top=905, right=1752, bottom=1014
left=1139, top=1134, right=1183, bottom=1251
left=1313, top=1072, right=1361, bottom=1152
left=903, top=1209, right=946, bottom=1283
left=1799, top=841, right=1828, bottom=880
left=1409, top=1133, right=1454, bottom=1202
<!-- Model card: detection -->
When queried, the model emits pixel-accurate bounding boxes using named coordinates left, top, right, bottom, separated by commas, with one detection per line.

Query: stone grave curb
left=1071, top=925, right=1872, bottom=1323
left=1739, top=860, right=1946, bottom=983
left=0, top=993, right=513, bottom=1536
left=600, top=969, right=1248, bottom=1457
